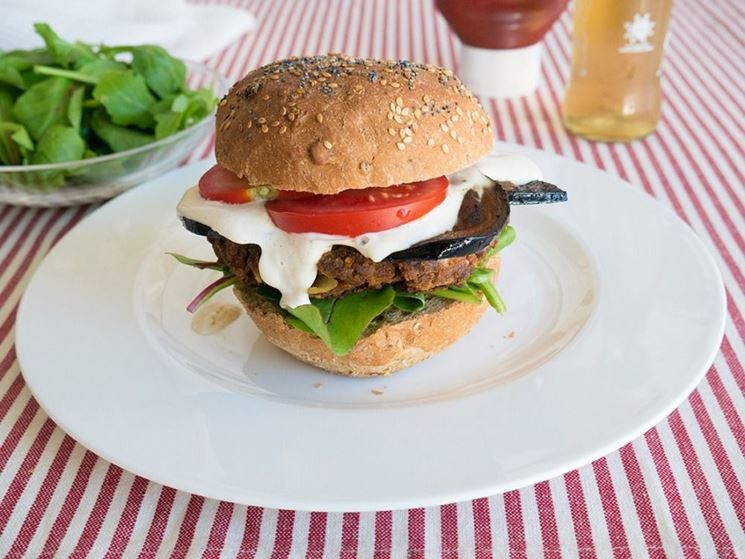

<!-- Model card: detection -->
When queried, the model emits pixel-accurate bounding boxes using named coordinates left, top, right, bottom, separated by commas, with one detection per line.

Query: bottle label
left=619, top=12, right=656, bottom=53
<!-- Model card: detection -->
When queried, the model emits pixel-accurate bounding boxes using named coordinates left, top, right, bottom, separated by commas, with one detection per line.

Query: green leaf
left=467, top=266, right=506, bottom=313
left=1, top=123, right=34, bottom=150
left=496, top=225, right=516, bottom=252
left=285, top=304, right=333, bottom=348
left=181, top=87, right=216, bottom=127
left=12, top=77, right=77, bottom=140
left=393, top=291, right=426, bottom=312
left=170, top=93, right=189, bottom=113
left=33, top=23, right=95, bottom=68
left=154, top=111, right=182, bottom=140
left=30, top=124, right=85, bottom=164
left=430, top=284, right=481, bottom=305
left=32, top=65, right=99, bottom=84
left=0, top=56, right=29, bottom=89
left=255, top=284, right=281, bottom=302
left=93, top=70, right=156, bottom=128
left=466, top=267, right=494, bottom=285
left=76, top=58, right=127, bottom=80
left=2, top=48, right=54, bottom=66
left=312, top=297, right=335, bottom=323
left=325, top=287, right=396, bottom=355
left=285, top=316, right=315, bottom=334
left=282, top=287, right=396, bottom=355
left=152, top=89, right=216, bottom=139
left=483, top=225, right=516, bottom=261
left=67, top=86, right=84, bottom=131
left=0, top=86, right=14, bottom=120
left=131, top=45, right=186, bottom=99
left=0, top=121, right=34, bottom=165
left=90, top=109, right=153, bottom=152
left=167, top=252, right=225, bottom=271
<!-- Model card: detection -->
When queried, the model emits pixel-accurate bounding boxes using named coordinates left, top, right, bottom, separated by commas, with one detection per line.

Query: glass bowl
left=0, top=61, right=228, bottom=207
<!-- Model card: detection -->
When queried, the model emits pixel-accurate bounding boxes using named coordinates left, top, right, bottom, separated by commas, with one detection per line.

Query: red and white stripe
left=1, top=0, right=743, bottom=556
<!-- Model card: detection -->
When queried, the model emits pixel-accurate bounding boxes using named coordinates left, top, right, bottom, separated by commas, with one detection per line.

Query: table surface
left=1, top=0, right=743, bottom=557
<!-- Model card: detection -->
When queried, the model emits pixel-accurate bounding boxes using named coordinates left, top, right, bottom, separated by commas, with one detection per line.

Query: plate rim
left=16, top=144, right=727, bottom=511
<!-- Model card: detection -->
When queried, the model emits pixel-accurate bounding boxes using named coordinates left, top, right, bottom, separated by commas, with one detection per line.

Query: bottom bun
left=235, top=255, right=500, bottom=377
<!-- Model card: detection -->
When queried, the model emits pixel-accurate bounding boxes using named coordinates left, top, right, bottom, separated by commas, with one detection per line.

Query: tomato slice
left=198, top=165, right=253, bottom=203
left=265, top=176, right=448, bottom=236
left=199, top=165, right=313, bottom=203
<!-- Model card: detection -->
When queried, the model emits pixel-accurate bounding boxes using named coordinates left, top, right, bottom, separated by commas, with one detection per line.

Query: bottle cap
left=458, top=43, right=542, bottom=98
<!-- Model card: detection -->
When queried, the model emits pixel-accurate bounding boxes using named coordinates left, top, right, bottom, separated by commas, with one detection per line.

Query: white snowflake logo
left=619, top=12, right=656, bottom=53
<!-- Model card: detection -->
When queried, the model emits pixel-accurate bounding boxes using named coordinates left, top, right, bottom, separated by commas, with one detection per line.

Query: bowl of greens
left=0, top=24, right=227, bottom=207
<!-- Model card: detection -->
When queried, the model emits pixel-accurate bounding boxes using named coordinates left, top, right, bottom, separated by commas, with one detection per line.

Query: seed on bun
left=215, top=54, right=493, bottom=194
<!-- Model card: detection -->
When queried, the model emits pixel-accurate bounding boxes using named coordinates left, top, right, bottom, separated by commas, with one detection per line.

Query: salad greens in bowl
left=0, top=24, right=227, bottom=207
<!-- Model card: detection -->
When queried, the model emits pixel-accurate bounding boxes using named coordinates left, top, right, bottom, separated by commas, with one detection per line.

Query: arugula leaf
left=154, top=111, right=183, bottom=140
left=67, top=86, right=84, bottom=131
left=430, top=284, right=481, bottom=304
left=170, top=94, right=189, bottom=113
left=466, top=266, right=506, bottom=313
left=273, top=286, right=396, bottom=355
left=33, top=23, right=95, bottom=68
left=32, top=65, right=99, bottom=84
left=393, top=291, right=427, bottom=312
left=284, top=298, right=336, bottom=335
left=495, top=225, right=516, bottom=252
left=430, top=226, right=514, bottom=312
left=326, top=287, right=396, bottom=354
left=0, top=56, right=29, bottom=89
left=181, top=88, right=216, bottom=127
left=255, top=283, right=281, bottom=301
left=0, top=86, right=14, bottom=120
left=93, top=70, right=156, bottom=128
left=2, top=48, right=54, bottom=67
left=0, top=122, right=34, bottom=165
left=76, top=58, right=127, bottom=80
left=284, top=297, right=336, bottom=337
left=312, top=298, right=335, bottom=323
left=167, top=252, right=226, bottom=272
left=1, top=123, right=34, bottom=151
left=285, top=316, right=315, bottom=334
left=90, top=109, right=154, bottom=152
left=153, top=89, right=215, bottom=139
left=30, top=124, right=85, bottom=164
left=285, top=304, right=333, bottom=347
left=12, top=77, right=77, bottom=139
left=131, top=45, right=186, bottom=99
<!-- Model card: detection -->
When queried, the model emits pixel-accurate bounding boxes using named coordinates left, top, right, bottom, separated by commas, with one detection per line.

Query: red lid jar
left=436, top=0, right=568, bottom=97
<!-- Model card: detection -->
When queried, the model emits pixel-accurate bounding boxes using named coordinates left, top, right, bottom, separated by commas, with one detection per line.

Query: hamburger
left=174, top=54, right=566, bottom=376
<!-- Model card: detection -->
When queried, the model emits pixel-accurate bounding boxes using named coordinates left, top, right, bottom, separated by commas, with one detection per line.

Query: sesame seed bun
left=215, top=54, right=493, bottom=194
left=233, top=255, right=500, bottom=377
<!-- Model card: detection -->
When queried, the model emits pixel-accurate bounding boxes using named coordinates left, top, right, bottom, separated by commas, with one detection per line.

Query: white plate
left=16, top=145, right=725, bottom=511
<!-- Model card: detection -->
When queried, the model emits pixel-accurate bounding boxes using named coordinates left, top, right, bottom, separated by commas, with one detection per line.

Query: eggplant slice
left=181, top=178, right=566, bottom=261
left=386, top=184, right=510, bottom=260
left=182, top=218, right=212, bottom=237
left=504, top=180, right=568, bottom=205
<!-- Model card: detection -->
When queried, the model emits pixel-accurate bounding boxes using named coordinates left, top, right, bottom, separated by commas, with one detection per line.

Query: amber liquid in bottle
left=562, top=0, right=673, bottom=142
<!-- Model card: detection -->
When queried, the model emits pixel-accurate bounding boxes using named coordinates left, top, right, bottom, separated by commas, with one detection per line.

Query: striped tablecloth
left=1, top=0, right=743, bottom=556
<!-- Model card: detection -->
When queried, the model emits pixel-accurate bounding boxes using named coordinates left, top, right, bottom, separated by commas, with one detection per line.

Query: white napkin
left=0, top=0, right=255, bottom=61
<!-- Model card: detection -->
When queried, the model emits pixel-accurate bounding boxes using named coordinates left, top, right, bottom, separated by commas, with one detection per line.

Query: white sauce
left=177, top=154, right=540, bottom=309
left=477, top=153, right=543, bottom=184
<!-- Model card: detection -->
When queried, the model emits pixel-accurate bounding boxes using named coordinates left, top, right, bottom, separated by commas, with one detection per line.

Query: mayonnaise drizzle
left=177, top=154, right=540, bottom=309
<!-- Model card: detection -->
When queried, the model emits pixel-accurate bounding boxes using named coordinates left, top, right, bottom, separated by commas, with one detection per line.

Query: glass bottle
left=562, top=0, right=673, bottom=141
